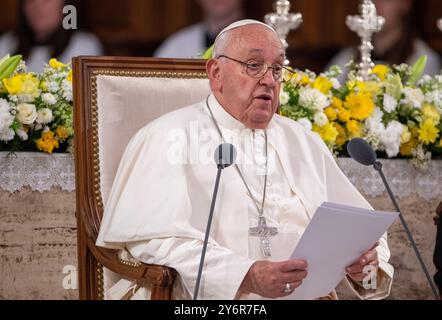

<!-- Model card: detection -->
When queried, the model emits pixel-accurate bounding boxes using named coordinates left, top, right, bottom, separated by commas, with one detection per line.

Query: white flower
left=8, top=95, right=18, bottom=103
left=36, top=108, right=53, bottom=124
left=365, top=108, right=402, bottom=157
left=383, top=94, right=398, bottom=113
left=16, top=126, right=28, bottom=141
left=42, top=93, right=57, bottom=105
left=57, top=71, right=68, bottom=78
left=279, top=90, right=290, bottom=105
left=365, top=132, right=381, bottom=151
left=48, top=81, right=60, bottom=93
left=410, top=145, right=432, bottom=171
left=380, top=121, right=403, bottom=158
left=0, top=127, right=14, bottom=141
left=396, top=64, right=409, bottom=73
left=298, top=87, right=329, bottom=111
left=62, top=79, right=72, bottom=101
left=402, top=87, right=424, bottom=109
left=330, top=77, right=341, bottom=90
left=417, top=74, right=432, bottom=86
left=365, top=107, right=384, bottom=134
left=0, top=99, right=14, bottom=129
left=0, top=98, right=15, bottom=141
left=17, top=95, right=36, bottom=103
left=425, top=91, right=442, bottom=111
left=296, top=118, right=312, bottom=131
left=313, top=112, right=328, bottom=127
left=16, top=103, right=37, bottom=125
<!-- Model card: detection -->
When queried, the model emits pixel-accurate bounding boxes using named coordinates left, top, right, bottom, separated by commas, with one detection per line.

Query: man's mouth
left=255, top=94, right=273, bottom=102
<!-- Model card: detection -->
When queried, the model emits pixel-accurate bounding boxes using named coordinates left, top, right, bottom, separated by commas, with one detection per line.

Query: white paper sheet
left=288, top=202, right=398, bottom=300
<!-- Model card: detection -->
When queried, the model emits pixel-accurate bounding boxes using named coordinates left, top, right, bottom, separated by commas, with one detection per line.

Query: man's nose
left=259, top=68, right=277, bottom=86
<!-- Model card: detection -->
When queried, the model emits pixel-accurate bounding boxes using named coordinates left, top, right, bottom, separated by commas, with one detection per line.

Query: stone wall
left=0, top=188, right=78, bottom=300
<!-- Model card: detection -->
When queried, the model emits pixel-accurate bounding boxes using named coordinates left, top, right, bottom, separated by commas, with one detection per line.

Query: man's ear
left=206, top=59, right=222, bottom=91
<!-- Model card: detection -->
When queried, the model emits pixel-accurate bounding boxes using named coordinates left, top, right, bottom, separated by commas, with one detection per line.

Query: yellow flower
left=358, top=81, right=381, bottom=96
left=337, top=108, right=351, bottom=123
left=39, top=80, right=47, bottom=91
left=41, top=130, right=57, bottom=141
left=3, top=74, right=39, bottom=97
left=421, top=103, right=441, bottom=124
left=348, top=80, right=380, bottom=96
left=313, top=122, right=339, bottom=145
left=324, top=107, right=337, bottom=121
left=49, top=58, right=65, bottom=69
left=291, top=72, right=310, bottom=86
left=67, top=70, right=72, bottom=82
left=372, top=64, right=389, bottom=81
left=346, top=120, right=363, bottom=137
left=400, top=126, right=418, bottom=156
left=334, top=122, right=347, bottom=148
left=3, top=75, right=23, bottom=94
left=418, top=119, right=440, bottom=144
left=56, top=126, right=70, bottom=140
left=331, top=96, right=344, bottom=109
left=344, top=92, right=375, bottom=121
left=400, top=138, right=418, bottom=156
left=401, top=125, right=411, bottom=144
left=21, top=74, right=39, bottom=95
left=439, top=139, right=442, bottom=148
left=36, top=131, right=59, bottom=154
left=312, top=76, right=333, bottom=94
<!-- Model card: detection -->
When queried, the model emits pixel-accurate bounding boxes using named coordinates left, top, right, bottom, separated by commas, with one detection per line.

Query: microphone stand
left=373, top=161, right=440, bottom=299
left=193, top=165, right=223, bottom=300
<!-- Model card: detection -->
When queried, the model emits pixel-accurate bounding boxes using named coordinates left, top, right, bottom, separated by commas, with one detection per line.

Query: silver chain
left=205, top=95, right=268, bottom=218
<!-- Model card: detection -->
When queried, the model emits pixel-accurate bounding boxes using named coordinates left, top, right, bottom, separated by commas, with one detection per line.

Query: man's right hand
left=239, top=259, right=308, bottom=298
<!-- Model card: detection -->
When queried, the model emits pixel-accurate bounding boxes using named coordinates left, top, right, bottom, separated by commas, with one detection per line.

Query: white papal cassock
left=96, top=93, right=394, bottom=300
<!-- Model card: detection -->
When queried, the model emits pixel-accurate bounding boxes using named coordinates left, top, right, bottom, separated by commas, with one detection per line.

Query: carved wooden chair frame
left=73, top=56, right=207, bottom=299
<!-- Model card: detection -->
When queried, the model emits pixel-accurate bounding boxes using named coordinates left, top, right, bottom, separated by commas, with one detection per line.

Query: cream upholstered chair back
left=97, top=70, right=210, bottom=206
left=73, top=57, right=210, bottom=299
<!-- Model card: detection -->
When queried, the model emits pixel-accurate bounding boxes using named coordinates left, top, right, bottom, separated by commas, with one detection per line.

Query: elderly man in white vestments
left=96, top=19, right=394, bottom=300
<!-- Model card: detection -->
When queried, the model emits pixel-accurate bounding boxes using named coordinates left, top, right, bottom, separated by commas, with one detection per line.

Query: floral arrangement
left=0, top=55, right=73, bottom=153
left=280, top=56, right=442, bottom=168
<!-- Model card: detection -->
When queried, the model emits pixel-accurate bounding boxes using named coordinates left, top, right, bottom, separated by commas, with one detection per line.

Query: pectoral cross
left=249, top=216, right=278, bottom=257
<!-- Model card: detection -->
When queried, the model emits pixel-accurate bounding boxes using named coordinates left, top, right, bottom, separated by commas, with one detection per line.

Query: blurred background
left=0, top=0, right=441, bottom=73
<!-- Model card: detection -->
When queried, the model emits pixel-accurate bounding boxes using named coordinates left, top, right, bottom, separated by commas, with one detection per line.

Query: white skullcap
left=214, top=19, right=277, bottom=44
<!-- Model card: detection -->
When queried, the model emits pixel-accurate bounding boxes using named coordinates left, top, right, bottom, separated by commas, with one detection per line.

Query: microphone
left=193, top=143, right=237, bottom=300
left=347, top=138, right=440, bottom=299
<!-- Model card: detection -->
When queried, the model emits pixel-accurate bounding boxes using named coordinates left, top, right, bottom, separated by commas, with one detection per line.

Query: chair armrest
left=87, top=237, right=177, bottom=288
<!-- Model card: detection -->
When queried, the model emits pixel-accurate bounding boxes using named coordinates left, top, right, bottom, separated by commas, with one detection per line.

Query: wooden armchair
left=72, top=56, right=210, bottom=299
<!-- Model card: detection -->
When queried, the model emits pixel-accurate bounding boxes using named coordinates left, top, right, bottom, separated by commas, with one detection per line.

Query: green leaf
left=0, top=54, right=22, bottom=80
left=407, top=55, right=427, bottom=86
left=0, top=54, right=10, bottom=66
left=201, top=45, right=214, bottom=60
left=385, top=74, right=403, bottom=100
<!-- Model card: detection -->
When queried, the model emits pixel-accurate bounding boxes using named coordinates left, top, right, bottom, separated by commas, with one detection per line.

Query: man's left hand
left=346, top=242, right=379, bottom=282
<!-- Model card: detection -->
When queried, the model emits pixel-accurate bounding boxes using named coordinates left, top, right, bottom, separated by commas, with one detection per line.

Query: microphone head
left=214, top=143, right=237, bottom=169
left=347, top=138, right=377, bottom=166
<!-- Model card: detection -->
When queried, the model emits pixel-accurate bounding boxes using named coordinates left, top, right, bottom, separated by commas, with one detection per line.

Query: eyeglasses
left=217, top=55, right=294, bottom=82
